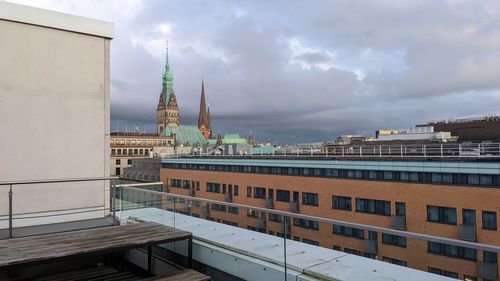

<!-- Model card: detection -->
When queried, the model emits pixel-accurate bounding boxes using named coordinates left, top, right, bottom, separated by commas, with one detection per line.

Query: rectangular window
left=302, top=238, right=320, bottom=246
left=182, top=180, right=190, bottom=189
left=332, top=225, right=364, bottom=239
left=344, top=248, right=363, bottom=256
left=276, top=190, right=290, bottom=202
left=293, top=218, right=319, bottom=230
left=170, top=179, right=181, bottom=188
left=427, top=241, right=477, bottom=261
left=247, top=209, right=259, bottom=218
left=382, top=233, right=407, bottom=248
left=206, top=182, right=221, bottom=193
left=382, top=257, right=407, bottom=267
left=428, top=267, right=459, bottom=279
left=269, top=213, right=283, bottom=222
left=246, top=186, right=252, bottom=197
left=254, top=187, right=266, bottom=199
left=333, top=245, right=341, bottom=251
left=427, top=205, right=457, bottom=225
left=302, top=192, right=319, bottom=206
left=332, top=196, right=352, bottom=211
left=127, top=159, right=132, bottom=165
left=234, top=185, right=239, bottom=196
left=211, top=204, right=226, bottom=212
left=355, top=198, right=391, bottom=216
left=228, top=206, right=239, bottom=214
left=115, top=159, right=120, bottom=165
left=482, top=211, right=497, bottom=230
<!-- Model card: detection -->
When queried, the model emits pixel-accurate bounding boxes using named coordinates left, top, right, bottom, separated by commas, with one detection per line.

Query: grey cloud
left=14, top=0, right=500, bottom=143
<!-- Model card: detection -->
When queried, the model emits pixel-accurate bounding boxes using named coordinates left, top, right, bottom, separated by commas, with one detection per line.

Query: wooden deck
left=0, top=222, right=192, bottom=269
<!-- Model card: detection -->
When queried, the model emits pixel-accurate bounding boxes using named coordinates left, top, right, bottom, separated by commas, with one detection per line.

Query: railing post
left=8, top=184, right=13, bottom=239
left=112, top=183, right=117, bottom=225
left=379, top=145, right=382, bottom=157
left=400, top=145, right=403, bottom=157
left=423, top=145, right=426, bottom=157
left=440, top=145, right=443, bottom=158
left=342, top=146, right=345, bottom=157
left=360, top=146, right=362, bottom=157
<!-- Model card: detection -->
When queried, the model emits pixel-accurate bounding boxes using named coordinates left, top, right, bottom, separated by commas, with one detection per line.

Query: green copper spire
left=161, top=40, right=174, bottom=103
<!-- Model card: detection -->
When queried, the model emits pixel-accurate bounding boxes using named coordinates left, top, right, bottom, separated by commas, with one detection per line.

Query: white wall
left=0, top=2, right=114, bottom=228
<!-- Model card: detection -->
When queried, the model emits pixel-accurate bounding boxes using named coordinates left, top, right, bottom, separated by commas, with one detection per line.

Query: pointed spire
left=161, top=40, right=174, bottom=104
left=198, top=80, right=207, bottom=128
left=207, top=105, right=212, bottom=129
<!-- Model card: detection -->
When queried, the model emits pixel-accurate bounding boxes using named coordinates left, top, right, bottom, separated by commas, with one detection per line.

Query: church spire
left=161, top=40, right=174, bottom=104
left=198, top=80, right=207, bottom=128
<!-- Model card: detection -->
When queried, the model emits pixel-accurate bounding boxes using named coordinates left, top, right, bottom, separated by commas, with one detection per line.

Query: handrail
left=3, top=177, right=118, bottom=239
left=116, top=185, right=500, bottom=253
left=0, top=176, right=118, bottom=186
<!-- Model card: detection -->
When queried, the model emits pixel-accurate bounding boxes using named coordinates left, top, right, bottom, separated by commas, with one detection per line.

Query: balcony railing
left=0, top=177, right=118, bottom=239
left=459, top=224, right=477, bottom=242
left=364, top=240, right=378, bottom=254
left=289, top=201, right=299, bottom=213
left=479, top=262, right=498, bottom=280
left=265, top=198, right=274, bottom=209
left=224, top=192, right=232, bottom=203
left=181, top=142, right=500, bottom=159
left=392, top=215, right=406, bottom=230
left=111, top=184, right=500, bottom=281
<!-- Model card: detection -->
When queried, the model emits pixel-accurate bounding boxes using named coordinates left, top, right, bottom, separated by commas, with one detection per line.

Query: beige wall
left=0, top=2, right=113, bottom=228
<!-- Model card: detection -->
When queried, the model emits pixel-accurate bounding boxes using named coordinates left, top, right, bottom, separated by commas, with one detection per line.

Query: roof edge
left=0, top=1, right=114, bottom=39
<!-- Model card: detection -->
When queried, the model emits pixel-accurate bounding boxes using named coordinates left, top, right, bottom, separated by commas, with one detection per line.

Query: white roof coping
left=119, top=208, right=454, bottom=281
left=0, top=1, right=114, bottom=38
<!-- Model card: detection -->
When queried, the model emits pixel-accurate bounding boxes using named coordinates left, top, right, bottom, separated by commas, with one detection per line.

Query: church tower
left=198, top=80, right=212, bottom=139
left=157, top=41, right=179, bottom=134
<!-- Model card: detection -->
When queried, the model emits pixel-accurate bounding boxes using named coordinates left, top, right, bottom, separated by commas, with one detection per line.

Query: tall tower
left=157, top=41, right=179, bottom=134
left=198, top=80, right=212, bottom=139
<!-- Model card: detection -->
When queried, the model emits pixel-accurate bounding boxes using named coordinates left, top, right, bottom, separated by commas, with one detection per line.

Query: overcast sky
left=11, top=0, right=500, bottom=143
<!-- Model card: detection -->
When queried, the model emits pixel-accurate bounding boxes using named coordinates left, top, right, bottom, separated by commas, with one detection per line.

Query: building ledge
left=119, top=208, right=453, bottom=281
left=0, top=1, right=114, bottom=38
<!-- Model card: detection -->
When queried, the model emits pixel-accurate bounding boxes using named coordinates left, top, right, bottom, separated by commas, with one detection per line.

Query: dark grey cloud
left=11, top=0, right=500, bottom=143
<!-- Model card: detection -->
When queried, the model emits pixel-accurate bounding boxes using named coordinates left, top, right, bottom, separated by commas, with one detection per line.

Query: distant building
left=155, top=42, right=209, bottom=147
left=418, top=116, right=500, bottom=142
left=110, top=132, right=173, bottom=176
left=197, top=81, right=212, bottom=139
left=376, top=126, right=454, bottom=142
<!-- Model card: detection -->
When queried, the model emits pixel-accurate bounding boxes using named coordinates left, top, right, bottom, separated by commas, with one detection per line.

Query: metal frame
left=117, top=185, right=500, bottom=254
left=1, top=177, right=118, bottom=239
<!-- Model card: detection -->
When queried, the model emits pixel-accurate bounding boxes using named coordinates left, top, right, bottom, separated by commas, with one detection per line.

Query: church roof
left=160, top=125, right=207, bottom=147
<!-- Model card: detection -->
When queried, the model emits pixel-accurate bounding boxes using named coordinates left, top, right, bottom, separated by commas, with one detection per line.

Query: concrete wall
left=0, top=2, right=113, bottom=228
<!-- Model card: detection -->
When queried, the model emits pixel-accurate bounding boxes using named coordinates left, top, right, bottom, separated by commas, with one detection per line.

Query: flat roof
left=162, top=158, right=500, bottom=175
left=119, top=208, right=453, bottom=281
left=0, top=1, right=114, bottom=38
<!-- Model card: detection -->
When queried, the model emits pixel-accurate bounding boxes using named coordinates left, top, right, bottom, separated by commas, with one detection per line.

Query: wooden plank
left=0, top=222, right=192, bottom=268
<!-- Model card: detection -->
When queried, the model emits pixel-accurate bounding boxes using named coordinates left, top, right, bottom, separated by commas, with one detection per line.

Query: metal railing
left=113, top=184, right=500, bottom=254
left=1, top=177, right=118, bottom=238
left=181, top=142, right=500, bottom=159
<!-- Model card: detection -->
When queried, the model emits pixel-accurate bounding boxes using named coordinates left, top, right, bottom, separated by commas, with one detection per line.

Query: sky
left=10, top=0, right=500, bottom=143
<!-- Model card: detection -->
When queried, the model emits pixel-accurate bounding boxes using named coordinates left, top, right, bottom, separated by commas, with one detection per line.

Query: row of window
left=111, top=139, right=171, bottom=146
left=114, top=159, right=132, bottom=165
left=170, top=179, right=201, bottom=190
left=205, top=182, right=240, bottom=195
left=427, top=205, right=497, bottom=230
left=112, top=148, right=149, bottom=156
left=163, top=163, right=499, bottom=187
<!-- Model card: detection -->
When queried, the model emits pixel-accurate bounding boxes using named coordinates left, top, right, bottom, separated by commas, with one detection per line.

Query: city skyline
left=10, top=0, right=500, bottom=143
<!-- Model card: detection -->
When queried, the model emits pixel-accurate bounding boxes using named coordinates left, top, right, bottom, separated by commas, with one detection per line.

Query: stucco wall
left=0, top=3, right=113, bottom=228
